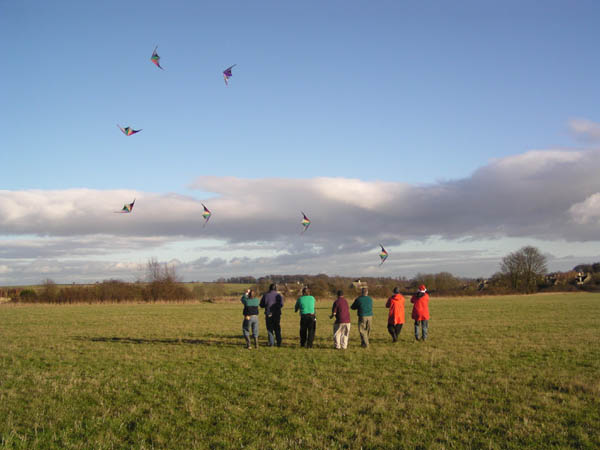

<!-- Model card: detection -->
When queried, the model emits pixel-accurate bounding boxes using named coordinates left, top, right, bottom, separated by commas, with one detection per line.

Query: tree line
left=6, top=247, right=600, bottom=304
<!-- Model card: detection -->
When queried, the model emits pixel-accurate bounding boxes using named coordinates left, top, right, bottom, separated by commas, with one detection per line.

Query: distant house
left=477, top=279, right=488, bottom=291
left=0, top=288, right=22, bottom=302
left=544, top=271, right=585, bottom=286
left=351, top=279, right=368, bottom=290
left=576, top=272, right=591, bottom=285
left=545, top=273, right=559, bottom=286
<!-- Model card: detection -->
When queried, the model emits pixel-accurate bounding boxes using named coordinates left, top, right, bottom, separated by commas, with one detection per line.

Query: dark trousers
left=266, top=315, right=282, bottom=346
left=299, top=314, right=316, bottom=348
left=387, top=323, right=403, bottom=342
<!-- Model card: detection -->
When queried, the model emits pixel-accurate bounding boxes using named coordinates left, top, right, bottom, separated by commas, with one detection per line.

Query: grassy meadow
left=0, top=293, right=598, bottom=449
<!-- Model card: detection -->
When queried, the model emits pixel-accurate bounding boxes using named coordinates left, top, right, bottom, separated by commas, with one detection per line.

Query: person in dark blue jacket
left=260, top=283, right=284, bottom=347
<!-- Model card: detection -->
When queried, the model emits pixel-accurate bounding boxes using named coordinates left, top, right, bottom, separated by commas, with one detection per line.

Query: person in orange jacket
left=385, top=287, right=405, bottom=342
left=411, top=284, right=430, bottom=341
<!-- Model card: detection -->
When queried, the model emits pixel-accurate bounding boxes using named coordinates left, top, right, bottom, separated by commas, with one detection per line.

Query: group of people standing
left=240, top=283, right=430, bottom=349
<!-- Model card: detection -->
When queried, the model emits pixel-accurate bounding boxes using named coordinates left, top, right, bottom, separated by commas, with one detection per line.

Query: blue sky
left=2, top=1, right=600, bottom=284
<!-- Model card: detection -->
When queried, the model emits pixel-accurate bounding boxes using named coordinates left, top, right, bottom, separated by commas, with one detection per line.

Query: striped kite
left=115, top=199, right=135, bottom=214
left=379, top=244, right=389, bottom=266
left=223, top=64, right=236, bottom=85
left=117, top=125, right=142, bottom=136
left=151, top=46, right=163, bottom=70
left=202, top=203, right=212, bottom=227
left=301, top=212, right=311, bottom=234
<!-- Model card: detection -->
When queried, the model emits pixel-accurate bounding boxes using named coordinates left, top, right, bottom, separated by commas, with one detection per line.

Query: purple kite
left=223, top=64, right=236, bottom=85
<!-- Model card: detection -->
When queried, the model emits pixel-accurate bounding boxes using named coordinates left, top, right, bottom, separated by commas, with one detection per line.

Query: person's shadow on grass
left=74, top=335, right=242, bottom=348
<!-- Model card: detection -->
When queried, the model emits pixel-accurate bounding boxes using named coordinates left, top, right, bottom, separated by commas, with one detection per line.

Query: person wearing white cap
left=410, top=284, right=430, bottom=341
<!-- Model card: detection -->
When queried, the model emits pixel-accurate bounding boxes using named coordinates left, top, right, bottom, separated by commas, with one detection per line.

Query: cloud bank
left=3, top=144, right=600, bottom=283
left=3, top=148, right=600, bottom=243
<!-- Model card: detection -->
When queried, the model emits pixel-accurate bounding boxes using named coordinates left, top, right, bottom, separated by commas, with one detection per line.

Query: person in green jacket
left=294, top=287, right=316, bottom=348
left=241, top=289, right=260, bottom=349
left=351, top=288, right=373, bottom=348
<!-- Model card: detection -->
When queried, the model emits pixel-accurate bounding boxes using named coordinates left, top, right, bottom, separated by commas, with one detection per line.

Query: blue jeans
left=414, top=320, right=428, bottom=340
left=243, top=315, right=259, bottom=338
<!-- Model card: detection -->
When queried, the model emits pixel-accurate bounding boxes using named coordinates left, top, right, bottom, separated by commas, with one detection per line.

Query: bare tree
left=501, top=246, right=547, bottom=293
left=39, top=278, right=59, bottom=303
left=144, top=258, right=190, bottom=301
left=146, top=257, right=178, bottom=283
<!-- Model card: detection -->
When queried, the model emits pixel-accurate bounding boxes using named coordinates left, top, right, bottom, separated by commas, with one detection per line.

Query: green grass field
left=1, top=293, right=598, bottom=449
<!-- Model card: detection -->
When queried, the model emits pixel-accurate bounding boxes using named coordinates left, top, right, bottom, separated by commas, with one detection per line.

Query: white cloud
left=569, top=193, right=600, bottom=225
left=3, top=145, right=600, bottom=283
left=3, top=148, right=600, bottom=245
left=487, top=150, right=583, bottom=177
left=569, top=118, right=600, bottom=142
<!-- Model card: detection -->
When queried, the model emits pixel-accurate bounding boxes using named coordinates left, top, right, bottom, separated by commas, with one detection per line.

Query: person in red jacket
left=385, top=287, right=405, bottom=342
left=411, top=284, right=430, bottom=341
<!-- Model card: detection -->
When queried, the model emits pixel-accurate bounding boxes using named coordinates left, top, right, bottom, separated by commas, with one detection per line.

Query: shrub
left=18, top=289, right=38, bottom=303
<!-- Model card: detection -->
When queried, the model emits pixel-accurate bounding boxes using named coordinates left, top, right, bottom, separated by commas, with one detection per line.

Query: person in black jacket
left=260, top=283, right=284, bottom=347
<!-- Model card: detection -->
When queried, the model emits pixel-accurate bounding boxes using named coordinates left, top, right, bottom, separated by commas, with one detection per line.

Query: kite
left=301, top=212, right=311, bottom=234
left=202, top=203, right=212, bottom=227
left=117, top=125, right=142, bottom=136
left=379, top=244, right=389, bottom=266
left=223, top=64, right=236, bottom=85
left=151, top=46, right=163, bottom=70
left=115, top=199, right=135, bottom=213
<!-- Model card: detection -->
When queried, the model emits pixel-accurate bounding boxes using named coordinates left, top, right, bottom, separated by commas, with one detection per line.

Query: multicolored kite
left=115, top=199, right=135, bottom=213
left=223, top=64, right=236, bottom=85
left=301, top=212, right=311, bottom=234
left=379, top=244, right=389, bottom=265
left=151, top=46, right=163, bottom=70
left=117, top=125, right=142, bottom=136
left=202, top=203, right=212, bottom=227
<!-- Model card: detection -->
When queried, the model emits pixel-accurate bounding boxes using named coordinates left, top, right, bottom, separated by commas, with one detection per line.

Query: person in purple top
left=330, top=290, right=351, bottom=349
left=260, top=283, right=284, bottom=347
